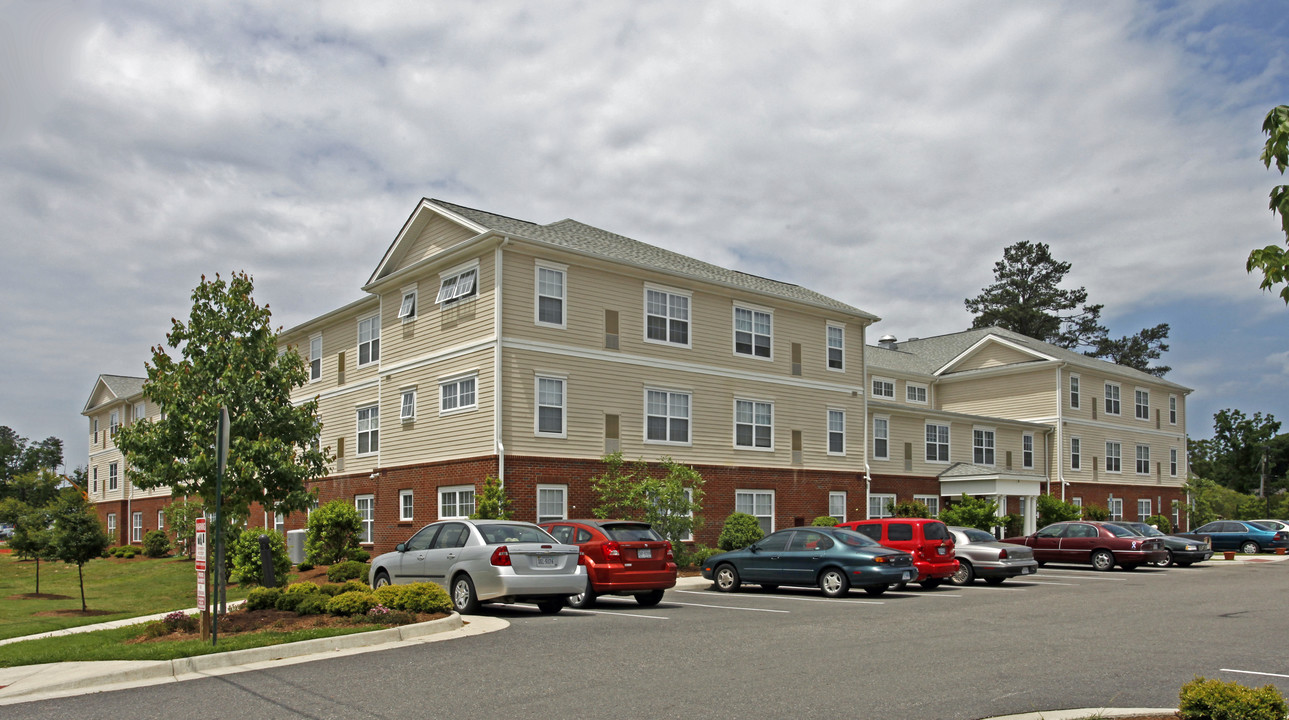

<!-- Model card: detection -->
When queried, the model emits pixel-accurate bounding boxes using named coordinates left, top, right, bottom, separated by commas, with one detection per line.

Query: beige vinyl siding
left=1068, top=371, right=1184, bottom=432
left=951, top=343, right=1042, bottom=371
left=1056, top=421, right=1185, bottom=488
left=871, top=410, right=1045, bottom=478
left=379, top=253, right=495, bottom=367
left=395, top=215, right=477, bottom=273
left=937, top=370, right=1055, bottom=419
left=379, top=348, right=495, bottom=467
left=500, top=346, right=864, bottom=469
left=282, top=299, right=381, bottom=397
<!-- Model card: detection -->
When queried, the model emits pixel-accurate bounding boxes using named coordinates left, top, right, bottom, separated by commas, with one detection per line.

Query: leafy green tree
left=163, top=500, right=205, bottom=557
left=0, top=470, right=63, bottom=513
left=892, top=499, right=931, bottom=518
left=1081, top=504, right=1109, bottom=521
left=0, top=433, right=64, bottom=500
left=1086, top=324, right=1171, bottom=378
left=8, top=504, right=55, bottom=593
left=937, top=494, right=999, bottom=531
left=1037, top=493, right=1083, bottom=526
left=589, top=453, right=705, bottom=553
left=114, top=272, right=332, bottom=543
left=49, top=494, right=111, bottom=611
left=470, top=476, right=512, bottom=520
left=1248, top=105, right=1289, bottom=302
left=1190, top=409, right=1282, bottom=494
left=305, top=499, right=361, bottom=565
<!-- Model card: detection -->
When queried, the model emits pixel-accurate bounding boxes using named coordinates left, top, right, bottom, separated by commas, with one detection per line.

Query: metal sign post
left=212, top=406, right=229, bottom=646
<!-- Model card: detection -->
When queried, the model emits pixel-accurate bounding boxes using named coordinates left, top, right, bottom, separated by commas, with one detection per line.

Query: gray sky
left=2, top=1, right=1288, bottom=470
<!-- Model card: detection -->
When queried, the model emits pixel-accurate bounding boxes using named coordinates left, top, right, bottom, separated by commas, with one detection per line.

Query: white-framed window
left=1170, top=448, right=1178, bottom=477
left=157, top=509, right=165, bottom=530
left=92, top=466, right=98, bottom=493
left=872, top=416, right=889, bottom=460
left=109, top=462, right=118, bottom=490
left=1138, top=498, right=1152, bottom=521
left=1171, top=499, right=1180, bottom=528
left=736, top=489, right=775, bottom=534
left=537, top=484, right=567, bottom=523
left=355, top=495, right=374, bottom=543
left=826, top=324, right=845, bottom=371
left=1108, top=496, right=1123, bottom=521
left=109, top=411, right=119, bottom=437
left=1070, top=437, right=1082, bottom=471
left=733, top=305, right=773, bottom=359
left=1104, top=382, right=1121, bottom=415
left=274, top=512, right=285, bottom=533
left=1169, top=395, right=1177, bottom=425
left=926, top=423, right=950, bottom=462
left=439, top=486, right=476, bottom=519
left=400, top=388, right=416, bottom=422
left=1136, top=444, right=1150, bottom=474
left=827, top=409, right=846, bottom=455
left=915, top=495, right=940, bottom=517
left=440, top=375, right=477, bottom=414
left=1072, top=496, right=1083, bottom=508
left=398, top=285, right=418, bottom=321
left=399, top=489, right=414, bottom=522
left=436, top=265, right=478, bottom=305
left=535, top=261, right=566, bottom=328
left=829, top=491, right=847, bottom=523
left=309, top=334, right=322, bottom=381
left=357, top=314, right=380, bottom=366
left=1105, top=441, right=1122, bottom=473
left=1070, top=374, right=1080, bottom=409
left=645, top=389, right=690, bottom=445
left=535, top=375, right=566, bottom=437
left=868, top=493, right=896, bottom=519
left=356, top=405, right=379, bottom=455
left=644, top=286, right=691, bottom=347
left=906, top=383, right=928, bottom=404
left=134, top=401, right=146, bottom=423
left=132, top=512, right=143, bottom=542
left=872, top=377, right=895, bottom=399
left=1135, top=388, right=1150, bottom=420
left=734, top=399, right=773, bottom=450
left=972, top=428, right=995, bottom=466
left=107, top=513, right=116, bottom=536
left=1022, top=433, right=1034, bottom=469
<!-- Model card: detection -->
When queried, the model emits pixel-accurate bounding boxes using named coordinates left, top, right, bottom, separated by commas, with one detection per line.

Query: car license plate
left=638, top=548, right=652, bottom=559
left=536, top=556, right=557, bottom=569
left=903, top=570, right=914, bottom=581
left=1022, top=566, right=1034, bottom=574
left=937, top=547, right=946, bottom=555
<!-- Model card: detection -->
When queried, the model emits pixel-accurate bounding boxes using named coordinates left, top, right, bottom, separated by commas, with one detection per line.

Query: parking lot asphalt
left=2, top=556, right=1286, bottom=717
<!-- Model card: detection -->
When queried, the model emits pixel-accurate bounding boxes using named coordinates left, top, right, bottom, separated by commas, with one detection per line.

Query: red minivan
left=538, top=519, right=677, bottom=608
left=835, top=518, right=958, bottom=589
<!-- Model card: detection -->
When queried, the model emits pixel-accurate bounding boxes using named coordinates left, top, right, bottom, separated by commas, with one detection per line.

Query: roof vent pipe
left=878, top=335, right=897, bottom=349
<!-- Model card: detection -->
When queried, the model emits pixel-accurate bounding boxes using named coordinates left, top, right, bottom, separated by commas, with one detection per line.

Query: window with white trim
left=92, top=467, right=98, bottom=493
left=906, top=383, right=928, bottom=404
left=134, top=401, right=146, bottom=423
left=1136, top=444, right=1150, bottom=475
left=872, top=416, right=889, bottom=460
left=440, top=376, right=477, bottom=413
left=274, top=512, right=285, bottom=533
left=1170, top=448, right=1178, bottom=477
left=355, top=495, right=374, bottom=543
left=972, top=428, right=995, bottom=465
left=733, top=306, right=772, bottom=359
left=1072, top=496, right=1083, bottom=508
left=107, top=513, right=116, bottom=536
left=915, top=495, right=940, bottom=517
left=926, top=423, right=950, bottom=463
left=1022, top=433, right=1034, bottom=469
left=1070, top=437, right=1082, bottom=471
left=356, top=405, right=379, bottom=455
left=829, top=491, right=846, bottom=523
left=309, top=334, right=322, bottom=381
left=645, top=287, right=690, bottom=346
left=109, top=462, right=119, bottom=490
left=1138, top=498, right=1151, bottom=521
left=1135, top=389, right=1150, bottom=420
left=110, top=411, right=119, bottom=437
left=132, top=512, right=143, bottom=542
left=535, top=262, right=566, bottom=328
left=439, top=486, right=475, bottom=519
left=400, top=389, right=416, bottom=421
left=436, top=266, right=478, bottom=304
left=646, top=389, right=690, bottom=444
left=734, top=399, right=773, bottom=449
left=399, top=489, right=414, bottom=522
left=536, top=376, right=566, bottom=437
left=398, top=286, right=417, bottom=321
left=872, top=377, right=895, bottom=399
left=826, top=324, right=844, bottom=370
left=736, top=489, right=775, bottom=534
left=357, top=314, right=380, bottom=366
left=868, top=493, right=896, bottom=519
left=828, top=409, right=845, bottom=455
left=1171, top=500, right=1180, bottom=528
left=537, top=484, right=567, bottom=523
left=1104, top=382, right=1121, bottom=415
left=157, top=509, right=164, bottom=530
left=1105, top=441, right=1122, bottom=473
left=1108, top=496, right=1123, bottom=521
left=1070, top=374, right=1080, bottom=409
left=1169, top=395, right=1177, bottom=425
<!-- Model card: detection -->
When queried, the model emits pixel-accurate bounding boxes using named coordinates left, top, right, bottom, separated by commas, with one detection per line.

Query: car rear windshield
left=478, top=524, right=557, bottom=544
left=961, top=528, right=995, bottom=543
left=1104, top=524, right=1137, bottom=538
left=834, top=529, right=882, bottom=548
left=923, top=522, right=949, bottom=540
left=603, top=524, right=663, bottom=542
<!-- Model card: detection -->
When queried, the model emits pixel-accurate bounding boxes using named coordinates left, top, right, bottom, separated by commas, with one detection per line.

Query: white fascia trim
left=935, top=335, right=1060, bottom=376
left=378, top=338, right=496, bottom=378
left=280, top=295, right=380, bottom=340
left=366, top=200, right=492, bottom=288
left=933, top=361, right=1057, bottom=383
left=293, top=378, right=380, bottom=405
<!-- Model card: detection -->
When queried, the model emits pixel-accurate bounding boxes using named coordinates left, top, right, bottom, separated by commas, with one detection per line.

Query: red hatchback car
left=539, top=519, right=677, bottom=608
left=835, top=518, right=958, bottom=589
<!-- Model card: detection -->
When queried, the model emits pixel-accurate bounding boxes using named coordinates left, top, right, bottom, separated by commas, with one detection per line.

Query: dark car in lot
left=835, top=518, right=958, bottom=589
left=702, top=526, right=916, bottom=597
left=1004, top=520, right=1168, bottom=571
left=1178, top=521, right=1289, bottom=554
left=946, top=526, right=1039, bottom=585
left=1107, top=521, right=1212, bottom=567
left=538, top=519, right=677, bottom=608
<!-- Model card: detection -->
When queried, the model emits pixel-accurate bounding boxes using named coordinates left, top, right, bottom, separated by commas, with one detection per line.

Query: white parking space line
left=669, top=601, right=791, bottom=613
left=676, top=590, right=884, bottom=605
left=951, top=584, right=1028, bottom=591
left=1221, top=669, right=1289, bottom=679
left=1034, top=570, right=1129, bottom=580
left=567, top=608, right=670, bottom=620
left=885, top=592, right=964, bottom=599
left=1007, top=580, right=1077, bottom=586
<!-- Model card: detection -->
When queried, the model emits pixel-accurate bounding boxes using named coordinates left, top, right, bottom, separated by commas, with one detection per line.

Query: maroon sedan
left=1004, top=521, right=1167, bottom=571
left=539, top=519, right=677, bottom=608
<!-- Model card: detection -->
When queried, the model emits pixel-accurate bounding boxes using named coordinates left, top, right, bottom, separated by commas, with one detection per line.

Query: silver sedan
left=368, top=519, right=585, bottom=614
left=947, top=526, right=1039, bottom=585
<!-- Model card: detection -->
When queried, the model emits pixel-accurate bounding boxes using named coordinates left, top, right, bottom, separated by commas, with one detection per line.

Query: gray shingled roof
left=868, top=326, right=1191, bottom=392
left=432, top=199, right=878, bottom=320
left=937, top=461, right=1047, bottom=480
left=83, top=374, right=146, bottom=414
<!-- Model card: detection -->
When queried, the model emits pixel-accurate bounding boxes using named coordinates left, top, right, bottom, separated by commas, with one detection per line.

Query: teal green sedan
left=702, top=526, right=917, bottom=597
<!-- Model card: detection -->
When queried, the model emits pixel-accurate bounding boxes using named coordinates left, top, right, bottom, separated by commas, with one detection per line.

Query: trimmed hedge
left=717, top=513, right=764, bottom=551
left=326, top=590, right=378, bottom=616
left=1179, top=677, right=1287, bottom=720
left=327, top=560, right=369, bottom=583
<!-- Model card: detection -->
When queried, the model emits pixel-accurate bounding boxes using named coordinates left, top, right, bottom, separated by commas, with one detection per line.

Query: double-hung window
left=915, top=495, right=940, bottom=517
left=973, top=428, right=995, bottom=465
left=535, top=376, right=566, bottom=437
left=646, top=389, right=690, bottom=444
left=868, top=493, right=896, bottom=519
left=109, top=411, right=119, bottom=437
left=399, top=490, right=414, bottom=521
left=1108, top=497, right=1123, bottom=521
left=439, top=486, right=476, bottom=519
left=1104, top=382, right=1121, bottom=415
left=828, top=409, right=845, bottom=455
left=1070, top=375, right=1080, bottom=409
left=309, top=335, right=322, bottom=381
left=355, top=495, right=374, bottom=543
left=906, top=383, right=927, bottom=404
left=826, top=324, right=844, bottom=370
left=1136, top=444, right=1150, bottom=474
left=1105, top=441, right=1122, bottom=473
left=440, top=375, right=477, bottom=413
left=1135, top=389, right=1150, bottom=420
left=537, top=485, right=567, bottom=523
left=398, top=286, right=417, bottom=321
left=358, top=315, right=380, bottom=366
left=436, top=266, right=478, bottom=304
left=134, top=401, right=146, bottom=423
left=872, top=377, right=895, bottom=399
left=400, top=389, right=416, bottom=422
left=1169, top=395, right=1177, bottom=425
left=535, top=263, right=566, bottom=327
left=645, top=287, right=690, bottom=346
left=733, top=306, right=772, bottom=358
left=828, top=492, right=846, bottom=523
left=1170, top=448, right=1178, bottom=477
left=132, top=512, right=143, bottom=542
left=1138, top=498, right=1151, bottom=521
left=926, top=423, right=949, bottom=462
left=872, top=416, right=889, bottom=460
left=1022, top=433, right=1034, bottom=469
left=1070, top=437, right=1082, bottom=470
left=356, top=405, right=379, bottom=455
left=735, top=489, right=774, bottom=534
left=109, top=462, right=119, bottom=490
left=107, top=513, right=116, bottom=536
left=734, top=399, right=773, bottom=449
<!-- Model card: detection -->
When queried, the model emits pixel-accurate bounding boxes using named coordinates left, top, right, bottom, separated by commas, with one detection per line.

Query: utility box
left=286, top=529, right=307, bottom=564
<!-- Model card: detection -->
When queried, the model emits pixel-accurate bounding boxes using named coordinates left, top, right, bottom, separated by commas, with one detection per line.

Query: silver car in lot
left=368, top=519, right=585, bottom=615
left=947, top=526, right=1039, bottom=585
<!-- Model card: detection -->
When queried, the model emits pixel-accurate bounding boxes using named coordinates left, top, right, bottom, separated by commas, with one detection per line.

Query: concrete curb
left=982, top=709, right=1177, bottom=720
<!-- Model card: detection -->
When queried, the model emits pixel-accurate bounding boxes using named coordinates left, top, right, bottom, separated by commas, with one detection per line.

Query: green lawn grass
left=0, top=553, right=248, bottom=641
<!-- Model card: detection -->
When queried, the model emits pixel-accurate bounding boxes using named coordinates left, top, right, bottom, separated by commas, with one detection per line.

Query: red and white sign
left=195, top=518, right=208, bottom=612
left=197, top=579, right=207, bottom=612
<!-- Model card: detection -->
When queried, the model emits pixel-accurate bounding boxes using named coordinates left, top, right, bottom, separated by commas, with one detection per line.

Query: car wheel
left=372, top=570, right=391, bottom=589
left=714, top=564, right=741, bottom=593
left=949, top=561, right=974, bottom=586
left=984, top=577, right=1005, bottom=586
left=567, top=578, right=597, bottom=609
left=1240, top=541, right=1260, bottom=554
left=635, top=590, right=665, bottom=607
left=1153, top=550, right=1174, bottom=568
left=920, top=579, right=943, bottom=590
left=863, top=584, right=888, bottom=596
left=451, top=574, right=480, bottom=614
left=760, top=584, right=779, bottom=591
left=1091, top=549, right=1115, bottom=572
left=536, top=599, right=564, bottom=615
left=819, top=568, right=849, bottom=598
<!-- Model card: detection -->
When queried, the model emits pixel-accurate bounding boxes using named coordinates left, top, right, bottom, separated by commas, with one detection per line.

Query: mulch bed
left=125, top=607, right=448, bottom=644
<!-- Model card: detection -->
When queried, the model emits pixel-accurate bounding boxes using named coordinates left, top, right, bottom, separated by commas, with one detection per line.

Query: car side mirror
left=748, top=544, right=760, bottom=553
left=396, top=543, right=407, bottom=552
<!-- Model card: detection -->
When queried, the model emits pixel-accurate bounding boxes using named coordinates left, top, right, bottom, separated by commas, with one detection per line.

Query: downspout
left=1055, top=362, right=1066, bottom=501
left=494, top=239, right=508, bottom=488
left=861, top=323, right=871, bottom=518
